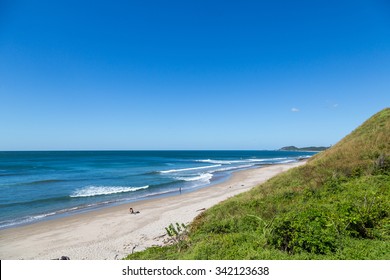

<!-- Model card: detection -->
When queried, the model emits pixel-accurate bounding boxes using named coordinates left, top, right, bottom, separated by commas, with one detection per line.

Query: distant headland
left=279, top=146, right=329, bottom=152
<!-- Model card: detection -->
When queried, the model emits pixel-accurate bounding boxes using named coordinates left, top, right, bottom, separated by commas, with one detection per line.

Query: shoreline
left=0, top=161, right=306, bottom=260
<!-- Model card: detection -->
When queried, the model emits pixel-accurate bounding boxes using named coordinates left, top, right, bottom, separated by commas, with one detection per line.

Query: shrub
left=269, top=207, right=340, bottom=254
left=337, top=194, right=388, bottom=239
left=165, top=223, right=188, bottom=252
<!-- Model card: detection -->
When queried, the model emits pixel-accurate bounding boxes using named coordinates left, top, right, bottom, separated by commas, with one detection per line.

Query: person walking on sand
left=129, top=207, right=140, bottom=214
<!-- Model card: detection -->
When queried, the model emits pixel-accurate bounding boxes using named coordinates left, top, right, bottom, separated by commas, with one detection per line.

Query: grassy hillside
left=125, top=108, right=390, bottom=260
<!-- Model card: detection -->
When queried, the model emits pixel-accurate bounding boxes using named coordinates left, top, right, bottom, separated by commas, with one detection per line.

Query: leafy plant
left=269, top=207, right=341, bottom=254
left=165, top=223, right=188, bottom=252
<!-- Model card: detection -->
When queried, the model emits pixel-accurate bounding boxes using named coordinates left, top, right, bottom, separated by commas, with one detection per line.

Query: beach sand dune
left=0, top=162, right=305, bottom=260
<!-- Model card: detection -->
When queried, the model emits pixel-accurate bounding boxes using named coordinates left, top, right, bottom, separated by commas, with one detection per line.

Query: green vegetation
left=279, top=146, right=329, bottom=151
left=125, top=108, right=390, bottom=260
left=165, top=223, right=188, bottom=252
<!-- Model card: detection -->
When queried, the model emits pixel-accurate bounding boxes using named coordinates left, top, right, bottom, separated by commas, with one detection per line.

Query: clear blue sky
left=1, top=0, right=389, bottom=150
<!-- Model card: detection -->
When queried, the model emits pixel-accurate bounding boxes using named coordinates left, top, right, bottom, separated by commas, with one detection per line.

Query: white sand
left=0, top=161, right=305, bottom=260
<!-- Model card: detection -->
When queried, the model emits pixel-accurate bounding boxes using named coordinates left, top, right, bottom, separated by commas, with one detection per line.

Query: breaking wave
left=70, top=185, right=149, bottom=198
left=213, top=164, right=256, bottom=172
left=196, top=159, right=268, bottom=164
left=159, top=164, right=221, bottom=174
left=174, top=173, right=213, bottom=182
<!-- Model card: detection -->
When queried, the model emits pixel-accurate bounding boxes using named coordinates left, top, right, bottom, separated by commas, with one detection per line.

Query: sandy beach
left=0, top=161, right=305, bottom=260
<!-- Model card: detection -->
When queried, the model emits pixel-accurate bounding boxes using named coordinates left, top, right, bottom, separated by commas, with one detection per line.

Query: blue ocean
left=0, top=150, right=315, bottom=229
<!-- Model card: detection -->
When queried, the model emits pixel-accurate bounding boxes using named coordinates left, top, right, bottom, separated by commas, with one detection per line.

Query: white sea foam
left=213, top=164, right=255, bottom=173
left=197, top=159, right=268, bottom=164
left=70, top=185, right=149, bottom=198
left=247, top=159, right=268, bottom=162
left=196, top=159, right=234, bottom=164
left=175, top=173, right=213, bottom=182
left=159, top=164, right=221, bottom=174
left=279, top=159, right=297, bottom=164
left=0, top=212, right=58, bottom=229
left=298, top=155, right=312, bottom=159
left=0, top=218, right=30, bottom=229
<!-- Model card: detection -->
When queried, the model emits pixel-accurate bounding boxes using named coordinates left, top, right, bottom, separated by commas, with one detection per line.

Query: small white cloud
left=333, top=103, right=339, bottom=108
left=291, top=108, right=300, bottom=112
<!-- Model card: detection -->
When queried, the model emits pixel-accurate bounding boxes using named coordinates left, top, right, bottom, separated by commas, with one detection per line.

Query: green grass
left=125, top=108, right=390, bottom=260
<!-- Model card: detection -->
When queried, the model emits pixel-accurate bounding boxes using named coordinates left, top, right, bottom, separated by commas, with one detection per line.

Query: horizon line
left=0, top=148, right=320, bottom=152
